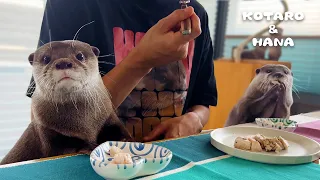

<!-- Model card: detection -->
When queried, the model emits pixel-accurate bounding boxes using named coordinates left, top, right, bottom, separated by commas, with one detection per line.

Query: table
left=1, top=112, right=319, bottom=179
left=0, top=131, right=320, bottom=180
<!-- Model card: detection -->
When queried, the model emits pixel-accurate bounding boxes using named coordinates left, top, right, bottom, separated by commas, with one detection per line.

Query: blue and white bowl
left=90, top=141, right=172, bottom=179
left=255, top=118, right=298, bottom=132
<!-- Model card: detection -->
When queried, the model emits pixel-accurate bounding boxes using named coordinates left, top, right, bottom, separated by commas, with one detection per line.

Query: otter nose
left=274, top=72, right=284, bottom=78
left=56, top=61, right=73, bottom=70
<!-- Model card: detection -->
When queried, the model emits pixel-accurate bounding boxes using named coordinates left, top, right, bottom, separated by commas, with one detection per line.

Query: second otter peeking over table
left=224, top=64, right=293, bottom=127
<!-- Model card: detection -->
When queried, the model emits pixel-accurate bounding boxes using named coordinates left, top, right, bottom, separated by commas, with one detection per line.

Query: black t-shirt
left=26, top=0, right=217, bottom=141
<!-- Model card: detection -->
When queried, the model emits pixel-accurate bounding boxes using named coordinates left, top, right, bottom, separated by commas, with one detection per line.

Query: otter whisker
left=83, top=90, right=92, bottom=117
left=39, top=39, right=45, bottom=46
left=292, top=85, right=301, bottom=97
left=99, top=85, right=117, bottom=111
left=259, top=79, right=268, bottom=92
left=141, top=93, right=165, bottom=116
left=100, top=73, right=117, bottom=85
left=98, top=61, right=116, bottom=66
left=293, top=77, right=301, bottom=82
left=34, top=76, right=49, bottom=92
left=125, top=95, right=141, bottom=109
left=84, top=82, right=100, bottom=118
left=292, top=88, right=300, bottom=99
left=292, top=84, right=300, bottom=92
left=29, top=73, right=48, bottom=88
left=72, top=21, right=95, bottom=47
left=82, top=90, right=90, bottom=119
left=98, top=54, right=115, bottom=58
left=293, top=84, right=307, bottom=91
left=93, top=87, right=109, bottom=115
left=49, top=29, right=52, bottom=49
left=96, top=84, right=118, bottom=113
left=89, top=87, right=102, bottom=115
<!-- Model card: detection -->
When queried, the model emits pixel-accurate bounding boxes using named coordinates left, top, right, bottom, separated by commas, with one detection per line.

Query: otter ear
left=91, top=46, right=100, bottom=57
left=255, top=68, right=260, bottom=74
left=28, top=53, right=34, bottom=65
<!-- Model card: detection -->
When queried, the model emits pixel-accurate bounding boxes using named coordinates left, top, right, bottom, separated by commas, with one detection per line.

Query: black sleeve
left=187, top=11, right=218, bottom=108
left=26, top=0, right=96, bottom=98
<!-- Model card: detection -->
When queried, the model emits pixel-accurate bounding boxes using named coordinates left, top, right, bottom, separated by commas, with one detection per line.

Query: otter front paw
left=276, top=83, right=286, bottom=102
left=266, top=84, right=281, bottom=101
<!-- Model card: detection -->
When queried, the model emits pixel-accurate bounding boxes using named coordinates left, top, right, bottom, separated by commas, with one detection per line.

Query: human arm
left=143, top=105, right=208, bottom=141
left=103, top=7, right=202, bottom=108
left=187, top=105, right=209, bottom=130
left=143, top=9, right=217, bottom=142
left=26, top=0, right=201, bottom=109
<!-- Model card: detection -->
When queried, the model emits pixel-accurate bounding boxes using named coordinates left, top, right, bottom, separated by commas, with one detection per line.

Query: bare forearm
left=100, top=7, right=200, bottom=109
left=187, top=105, right=210, bottom=129
left=102, top=49, right=151, bottom=108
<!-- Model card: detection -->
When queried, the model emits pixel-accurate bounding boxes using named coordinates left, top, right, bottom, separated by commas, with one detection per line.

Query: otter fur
left=0, top=40, right=133, bottom=165
left=224, top=64, right=293, bottom=127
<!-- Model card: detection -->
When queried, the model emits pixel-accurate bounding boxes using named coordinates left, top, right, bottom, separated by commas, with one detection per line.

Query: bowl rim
left=90, top=141, right=173, bottom=166
left=255, top=118, right=298, bottom=126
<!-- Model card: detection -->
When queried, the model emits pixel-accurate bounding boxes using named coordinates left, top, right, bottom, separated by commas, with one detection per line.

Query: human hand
left=143, top=112, right=203, bottom=142
left=129, top=6, right=201, bottom=70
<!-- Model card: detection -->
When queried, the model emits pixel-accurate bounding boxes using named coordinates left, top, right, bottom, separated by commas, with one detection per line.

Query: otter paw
left=279, top=83, right=286, bottom=92
left=269, top=84, right=281, bottom=94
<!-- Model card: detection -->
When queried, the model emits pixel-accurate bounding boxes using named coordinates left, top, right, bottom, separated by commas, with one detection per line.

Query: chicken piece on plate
left=248, top=137, right=262, bottom=152
left=234, top=137, right=251, bottom=150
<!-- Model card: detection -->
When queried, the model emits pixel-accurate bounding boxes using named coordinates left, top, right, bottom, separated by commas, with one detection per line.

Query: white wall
left=226, top=0, right=320, bottom=36
left=197, top=0, right=218, bottom=41
left=0, top=0, right=45, bottom=160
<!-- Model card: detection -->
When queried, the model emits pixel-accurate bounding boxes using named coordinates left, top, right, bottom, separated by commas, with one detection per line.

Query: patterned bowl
left=255, top=118, right=298, bottom=132
left=90, top=141, right=172, bottom=180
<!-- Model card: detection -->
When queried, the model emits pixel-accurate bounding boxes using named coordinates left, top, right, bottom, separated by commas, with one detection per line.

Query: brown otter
left=0, top=40, right=133, bottom=165
left=224, top=64, right=293, bottom=127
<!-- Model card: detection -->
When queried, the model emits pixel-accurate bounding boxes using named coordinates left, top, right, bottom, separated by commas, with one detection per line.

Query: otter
left=0, top=40, right=133, bottom=165
left=224, top=64, right=293, bottom=127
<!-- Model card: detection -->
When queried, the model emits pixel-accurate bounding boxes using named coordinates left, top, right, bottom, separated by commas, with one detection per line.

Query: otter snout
left=56, top=61, right=73, bottom=70
left=273, top=72, right=284, bottom=79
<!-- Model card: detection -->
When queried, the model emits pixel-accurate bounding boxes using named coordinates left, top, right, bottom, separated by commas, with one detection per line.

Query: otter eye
left=266, top=70, right=272, bottom=73
left=284, top=71, right=288, bottom=74
left=76, top=53, right=84, bottom=61
left=43, top=56, right=51, bottom=64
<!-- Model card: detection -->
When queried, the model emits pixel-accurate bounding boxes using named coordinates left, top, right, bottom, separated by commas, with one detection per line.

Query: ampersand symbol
left=269, top=25, right=278, bottom=34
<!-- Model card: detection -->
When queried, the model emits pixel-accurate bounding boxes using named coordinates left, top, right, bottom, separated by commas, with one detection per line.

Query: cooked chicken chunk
left=234, top=137, right=251, bottom=150
left=248, top=138, right=263, bottom=152
left=234, top=134, right=289, bottom=153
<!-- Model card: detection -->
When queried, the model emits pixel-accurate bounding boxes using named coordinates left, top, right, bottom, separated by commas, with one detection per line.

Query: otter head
left=28, top=40, right=101, bottom=98
left=254, top=64, right=293, bottom=93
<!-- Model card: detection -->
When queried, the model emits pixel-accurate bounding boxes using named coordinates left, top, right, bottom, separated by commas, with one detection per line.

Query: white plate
left=210, top=126, right=320, bottom=164
left=90, top=141, right=172, bottom=180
